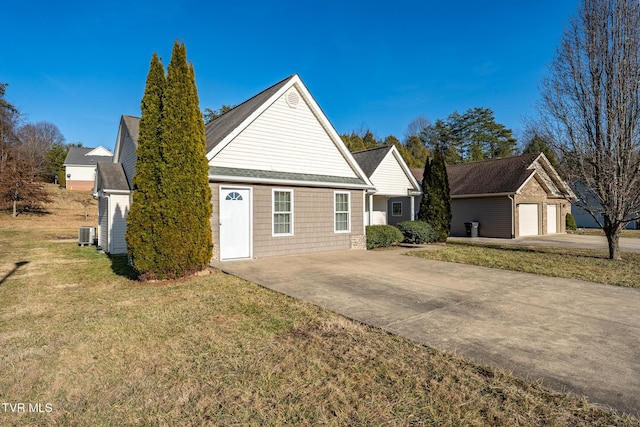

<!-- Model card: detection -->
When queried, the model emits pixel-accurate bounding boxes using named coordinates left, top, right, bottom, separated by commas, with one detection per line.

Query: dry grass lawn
left=408, top=241, right=640, bottom=288
left=1, top=185, right=638, bottom=425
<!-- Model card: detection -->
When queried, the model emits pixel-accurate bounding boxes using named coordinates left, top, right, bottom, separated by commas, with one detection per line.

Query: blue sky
left=2, top=1, right=578, bottom=151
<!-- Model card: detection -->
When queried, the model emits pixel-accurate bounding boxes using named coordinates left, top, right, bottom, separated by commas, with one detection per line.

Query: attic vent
left=285, top=90, right=299, bottom=108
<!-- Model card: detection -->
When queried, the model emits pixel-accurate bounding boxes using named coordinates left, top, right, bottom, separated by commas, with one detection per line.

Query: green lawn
left=1, top=194, right=638, bottom=425
left=408, top=241, right=640, bottom=288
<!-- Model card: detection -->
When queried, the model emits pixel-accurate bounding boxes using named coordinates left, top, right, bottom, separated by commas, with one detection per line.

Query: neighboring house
left=408, top=153, right=576, bottom=238
left=95, top=74, right=374, bottom=258
left=352, top=145, right=421, bottom=226
left=570, top=184, right=640, bottom=229
left=63, top=146, right=113, bottom=190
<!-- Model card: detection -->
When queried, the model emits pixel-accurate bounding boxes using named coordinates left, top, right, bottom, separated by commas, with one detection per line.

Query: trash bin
left=471, top=221, right=479, bottom=238
left=464, top=222, right=472, bottom=237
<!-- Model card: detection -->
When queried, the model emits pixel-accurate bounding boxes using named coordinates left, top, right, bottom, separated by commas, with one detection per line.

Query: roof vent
left=285, top=90, right=299, bottom=108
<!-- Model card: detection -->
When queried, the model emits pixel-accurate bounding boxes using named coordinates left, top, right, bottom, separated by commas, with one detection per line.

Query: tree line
left=0, top=82, right=75, bottom=216
left=339, top=107, right=554, bottom=169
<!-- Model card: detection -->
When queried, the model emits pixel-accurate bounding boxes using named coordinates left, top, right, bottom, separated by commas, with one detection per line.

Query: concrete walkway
left=213, top=248, right=640, bottom=416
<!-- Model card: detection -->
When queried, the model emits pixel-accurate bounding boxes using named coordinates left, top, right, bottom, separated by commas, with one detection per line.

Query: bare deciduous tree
left=0, top=83, right=52, bottom=216
left=541, top=0, right=640, bottom=260
left=17, top=121, right=65, bottom=178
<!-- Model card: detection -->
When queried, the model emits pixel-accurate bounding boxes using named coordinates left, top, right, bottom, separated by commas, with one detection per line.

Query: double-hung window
left=392, top=201, right=402, bottom=216
left=273, top=189, right=293, bottom=236
left=334, top=191, right=350, bottom=232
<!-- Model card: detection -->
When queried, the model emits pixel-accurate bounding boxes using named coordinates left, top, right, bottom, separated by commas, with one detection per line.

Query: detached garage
left=412, top=153, right=577, bottom=238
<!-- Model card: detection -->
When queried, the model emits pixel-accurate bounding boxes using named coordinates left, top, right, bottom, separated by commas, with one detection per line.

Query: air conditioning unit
left=78, top=226, right=96, bottom=246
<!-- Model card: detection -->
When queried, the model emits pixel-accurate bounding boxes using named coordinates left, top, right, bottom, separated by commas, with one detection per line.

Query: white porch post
left=410, top=195, right=415, bottom=221
left=368, top=193, right=374, bottom=226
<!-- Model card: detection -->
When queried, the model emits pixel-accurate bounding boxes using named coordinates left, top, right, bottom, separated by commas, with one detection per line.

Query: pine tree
left=126, top=42, right=212, bottom=280
left=126, top=53, right=165, bottom=275
left=417, top=147, right=451, bottom=241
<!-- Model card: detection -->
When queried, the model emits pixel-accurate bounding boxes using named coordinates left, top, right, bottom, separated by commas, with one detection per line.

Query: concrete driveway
left=213, top=247, right=640, bottom=416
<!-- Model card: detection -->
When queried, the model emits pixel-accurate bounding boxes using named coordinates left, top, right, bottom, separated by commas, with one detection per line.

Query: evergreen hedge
left=396, top=221, right=438, bottom=244
left=366, top=225, right=404, bottom=249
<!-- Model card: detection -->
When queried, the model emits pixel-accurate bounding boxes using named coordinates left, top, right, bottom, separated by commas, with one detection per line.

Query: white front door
left=547, top=204, right=557, bottom=234
left=220, top=187, right=251, bottom=260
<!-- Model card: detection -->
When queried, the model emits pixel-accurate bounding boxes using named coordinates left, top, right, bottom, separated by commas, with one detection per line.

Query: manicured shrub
left=366, top=225, right=404, bottom=249
left=396, top=220, right=438, bottom=244
left=566, top=212, right=577, bottom=231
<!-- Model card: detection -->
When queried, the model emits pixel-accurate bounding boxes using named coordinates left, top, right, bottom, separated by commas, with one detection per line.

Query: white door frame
left=219, top=186, right=253, bottom=260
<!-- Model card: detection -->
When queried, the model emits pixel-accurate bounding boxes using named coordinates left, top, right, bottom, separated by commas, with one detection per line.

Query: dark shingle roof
left=204, top=75, right=296, bottom=152
left=122, top=115, right=140, bottom=146
left=63, top=147, right=113, bottom=166
left=351, top=145, right=393, bottom=178
left=96, top=162, right=130, bottom=191
left=412, top=153, right=540, bottom=196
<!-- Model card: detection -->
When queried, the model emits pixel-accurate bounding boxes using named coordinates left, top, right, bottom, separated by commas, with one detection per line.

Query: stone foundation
left=350, top=234, right=366, bottom=250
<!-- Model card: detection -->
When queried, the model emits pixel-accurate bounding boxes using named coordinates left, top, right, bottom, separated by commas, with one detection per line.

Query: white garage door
left=519, top=204, right=539, bottom=236
left=547, top=204, right=557, bottom=234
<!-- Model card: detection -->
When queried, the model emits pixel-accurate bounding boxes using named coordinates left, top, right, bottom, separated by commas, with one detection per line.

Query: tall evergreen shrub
left=126, top=42, right=213, bottom=280
left=126, top=53, right=165, bottom=275
left=417, top=147, right=452, bottom=241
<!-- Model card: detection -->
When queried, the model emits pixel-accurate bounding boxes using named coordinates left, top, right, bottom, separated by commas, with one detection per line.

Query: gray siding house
left=95, top=74, right=374, bottom=258
left=352, top=145, right=421, bottom=226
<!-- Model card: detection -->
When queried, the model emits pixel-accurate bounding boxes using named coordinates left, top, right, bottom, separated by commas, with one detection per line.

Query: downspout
left=508, top=194, right=515, bottom=238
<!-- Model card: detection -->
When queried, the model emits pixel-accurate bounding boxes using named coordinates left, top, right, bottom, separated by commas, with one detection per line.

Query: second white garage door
left=519, top=203, right=539, bottom=236
left=547, top=204, right=557, bottom=234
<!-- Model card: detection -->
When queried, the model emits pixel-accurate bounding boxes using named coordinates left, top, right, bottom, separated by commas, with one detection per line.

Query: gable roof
left=64, top=146, right=113, bottom=166
left=352, top=146, right=394, bottom=178
left=205, top=74, right=372, bottom=189
left=122, top=115, right=140, bottom=144
left=95, top=162, right=130, bottom=193
left=112, top=115, right=140, bottom=163
left=411, top=153, right=575, bottom=199
left=205, top=75, right=295, bottom=153
left=112, top=75, right=373, bottom=190
left=352, top=145, right=421, bottom=194
left=447, top=153, right=540, bottom=196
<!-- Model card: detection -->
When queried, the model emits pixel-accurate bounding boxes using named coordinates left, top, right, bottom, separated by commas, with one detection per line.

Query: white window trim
left=391, top=201, right=402, bottom=216
left=272, top=188, right=294, bottom=237
left=334, top=191, right=351, bottom=233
